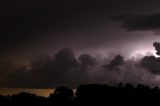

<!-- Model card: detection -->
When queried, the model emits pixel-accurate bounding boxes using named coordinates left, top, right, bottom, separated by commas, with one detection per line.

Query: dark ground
left=0, top=84, right=159, bottom=106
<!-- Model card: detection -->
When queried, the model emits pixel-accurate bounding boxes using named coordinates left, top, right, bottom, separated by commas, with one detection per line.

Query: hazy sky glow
left=1, top=0, right=160, bottom=88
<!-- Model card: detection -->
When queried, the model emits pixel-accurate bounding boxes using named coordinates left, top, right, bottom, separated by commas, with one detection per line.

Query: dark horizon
left=1, top=83, right=160, bottom=105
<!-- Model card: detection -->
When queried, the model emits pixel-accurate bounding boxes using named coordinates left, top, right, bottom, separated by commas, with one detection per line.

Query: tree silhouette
left=1, top=84, right=160, bottom=105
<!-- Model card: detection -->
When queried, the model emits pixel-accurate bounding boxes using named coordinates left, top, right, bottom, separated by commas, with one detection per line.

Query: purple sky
left=1, top=0, right=160, bottom=88
left=1, top=0, right=160, bottom=64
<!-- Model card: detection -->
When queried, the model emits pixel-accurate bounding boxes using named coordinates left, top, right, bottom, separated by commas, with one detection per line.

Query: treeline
left=0, top=84, right=160, bottom=105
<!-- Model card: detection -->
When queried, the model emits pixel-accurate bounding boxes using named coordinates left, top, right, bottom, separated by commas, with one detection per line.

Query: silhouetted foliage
left=48, top=86, right=75, bottom=105
left=1, top=84, right=160, bottom=105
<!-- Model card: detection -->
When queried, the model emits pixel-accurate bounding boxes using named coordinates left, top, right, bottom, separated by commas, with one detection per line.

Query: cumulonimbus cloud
left=1, top=43, right=160, bottom=88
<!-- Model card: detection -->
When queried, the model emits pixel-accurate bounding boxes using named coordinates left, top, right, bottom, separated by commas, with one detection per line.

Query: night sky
left=1, top=0, right=160, bottom=88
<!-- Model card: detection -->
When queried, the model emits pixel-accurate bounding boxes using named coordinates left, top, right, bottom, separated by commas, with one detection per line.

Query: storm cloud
left=0, top=42, right=160, bottom=88
left=140, top=42, right=160, bottom=75
left=112, top=12, right=160, bottom=32
left=104, top=54, right=124, bottom=70
left=1, top=0, right=160, bottom=88
left=1, top=0, right=160, bottom=62
left=153, top=42, right=160, bottom=55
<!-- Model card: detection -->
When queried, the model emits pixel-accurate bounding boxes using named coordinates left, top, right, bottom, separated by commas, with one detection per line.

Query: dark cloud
left=104, top=55, right=124, bottom=70
left=0, top=47, right=158, bottom=88
left=5, top=48, right=81, bottom=88
left=0, top=0, right=159, bottom=69
left=0, top=61, right=14, bottom=76
left=2, top=0, right=160, bottom=57
left=153, top=42, right=160, bottom=55
left=54, top=48, right=79, bottom=69
left=140, top=42, right=160, bottom=74
left=112, top=12, right=160, bottom=32
left=2, top=0, right=160, bottom=88
left=78, top=54, right=97, bottom=70
left=140, top=56, right=160, bottom=74
left=0, top=60, right=18, bottom=83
